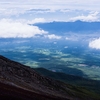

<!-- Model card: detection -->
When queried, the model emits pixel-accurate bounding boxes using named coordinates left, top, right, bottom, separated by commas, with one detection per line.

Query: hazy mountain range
left=34, top=20, right=100, bottom=34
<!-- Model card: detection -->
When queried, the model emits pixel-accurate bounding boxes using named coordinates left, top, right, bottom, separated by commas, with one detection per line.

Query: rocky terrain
left=0, top=55, right=99, bottom=100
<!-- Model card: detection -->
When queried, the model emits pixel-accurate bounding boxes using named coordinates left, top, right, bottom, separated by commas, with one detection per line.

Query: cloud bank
left=70, top=11, right=99, bottom=22
left=0, top=0, right=100, bottom=10
left=0, top=0, right=100, bottom=18
left=0, top=19, right=47, bottom=38
left=89, top=38, right=100, bottom=49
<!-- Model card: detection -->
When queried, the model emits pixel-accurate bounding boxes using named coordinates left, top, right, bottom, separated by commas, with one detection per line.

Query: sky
left=0, top=0, right=100, bottom=49
left=0, top=0, right=100, bottom=22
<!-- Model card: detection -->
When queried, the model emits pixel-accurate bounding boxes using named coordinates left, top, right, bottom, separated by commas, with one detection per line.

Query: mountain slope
left=0, top=55, right=99, bottom=100
left=34, top=21, right=100, bottom=34
left=34, top=68, right=100, bottom=94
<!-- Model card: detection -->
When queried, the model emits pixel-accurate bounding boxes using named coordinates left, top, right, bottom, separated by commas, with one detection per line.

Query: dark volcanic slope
left=0, top=55, right=99, bottom=100
left=34, top=68, right=100, bottom=94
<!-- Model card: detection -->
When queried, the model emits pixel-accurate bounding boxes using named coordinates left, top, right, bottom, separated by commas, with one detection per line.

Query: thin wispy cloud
left=44, top=34, right=62, bottom=39
left=70, top=11, right=100, bottom=22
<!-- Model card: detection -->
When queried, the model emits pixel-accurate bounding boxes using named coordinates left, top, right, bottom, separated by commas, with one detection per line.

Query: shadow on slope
left=34, top=67, right=100, bottom=94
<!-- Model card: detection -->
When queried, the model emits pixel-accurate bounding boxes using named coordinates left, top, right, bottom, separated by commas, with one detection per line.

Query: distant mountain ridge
left=0, top=55, right=100, bottom=100
left=34, top=20, right=100, bottom=34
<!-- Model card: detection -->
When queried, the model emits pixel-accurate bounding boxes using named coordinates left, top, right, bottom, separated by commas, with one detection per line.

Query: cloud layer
left=0, top=0, right=100, bottom=20
left=0, top=19, right=47, bottom=38
left=70, top=11, right=99, bottom=22
left=0, top=0, right=100, bottom=10
left=89, top=38, right=100, bottom=49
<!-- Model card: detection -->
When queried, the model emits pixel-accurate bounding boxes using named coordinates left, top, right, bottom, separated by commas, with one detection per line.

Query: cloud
left=0, top=0, right=100, bottom=22
left=28, top=9, right=56, bottom=14
left=65, top=35, right=78, bottom=41
left=89, top=38, right=100, bottom=49
left=0, top=19, right=47, bottom=38
left=10, top=18, right=46, bottom=24
left=69, top=11, right=100, bottom=22
left=66, top=37, right=72, bottom=40
left=60, top=9, right=71, bottom=13
left=44, top=34, right=61, bottom=39
left=0, top=0, right=100, bottom=17
left=27, top=18, right=46, bottom=24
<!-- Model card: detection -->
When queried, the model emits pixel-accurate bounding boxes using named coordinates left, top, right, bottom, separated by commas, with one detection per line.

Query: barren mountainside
left=0, top=55, right=99, bottom=100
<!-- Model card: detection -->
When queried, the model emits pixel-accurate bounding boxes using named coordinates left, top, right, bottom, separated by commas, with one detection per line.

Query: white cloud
left=70, top=11, right=100, bottom=22
left=27, top=18, right=46, bottom=24
left=66, top=37, right=72, bottom=40
left=0, top=0, right=100, bottom=22
left=65, top=36, right=78, bottom=41
left=89, top=38, right=100, bottom=49
left=44, top=34, right=61, bottom=39
left=0, top=0, right=100, bottom=17
left=60, top=9, right=71, bottom=13
left=9, top=18, right=46, bottom=24
left=0, top=19, right=47, bottom=38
